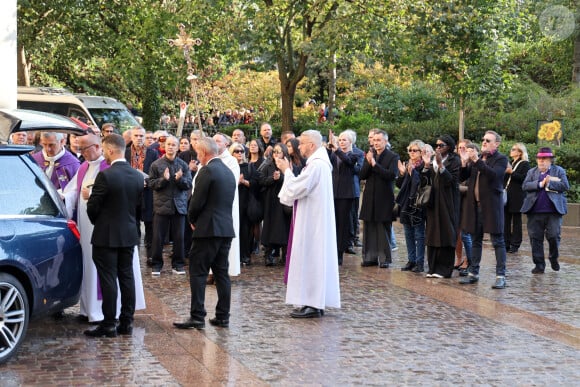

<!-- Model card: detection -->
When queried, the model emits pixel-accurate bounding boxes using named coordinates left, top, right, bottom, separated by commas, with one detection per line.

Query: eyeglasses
left=273, top=150, right=283, bottom=154
left=435, top=143, right=447, bottom=148
left=233, top=149, right=244, bottom=154
left=103, top=129, right=115, bottom=133
left=76, top=144, right=97, bottom=152
left=482, top=138, right=493, bottom=143
left=408, top=149, right=421, bottom=153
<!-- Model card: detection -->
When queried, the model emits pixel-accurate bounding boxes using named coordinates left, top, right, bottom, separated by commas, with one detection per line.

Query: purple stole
left=284, top=200, right=298, bottom=284
left=76, top=159, right=109, bottom=300
left=32, top=150, right=81, bottom=191
left=75, top=159, right=110, bottom=193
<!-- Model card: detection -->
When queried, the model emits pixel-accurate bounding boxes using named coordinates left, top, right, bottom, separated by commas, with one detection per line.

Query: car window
left=0, top=156, right=59, bottom=216
left=88, top=108, right=140, bottom=133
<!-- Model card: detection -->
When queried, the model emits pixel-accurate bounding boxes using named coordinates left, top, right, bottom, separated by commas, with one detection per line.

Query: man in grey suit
left=174, top=137, right=236, bottom=330
left=521, top=147, right=569, bottom=274
left=85, top=134, right=144, bottom=337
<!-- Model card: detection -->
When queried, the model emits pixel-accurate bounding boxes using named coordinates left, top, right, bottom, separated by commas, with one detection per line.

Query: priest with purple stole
left=32, top=132, right=80, bottom=192
left=62, top=134, right=146, bottom=322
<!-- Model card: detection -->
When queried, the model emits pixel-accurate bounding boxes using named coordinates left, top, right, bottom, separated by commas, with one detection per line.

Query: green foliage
left=142, top=67, right=161, bottom=132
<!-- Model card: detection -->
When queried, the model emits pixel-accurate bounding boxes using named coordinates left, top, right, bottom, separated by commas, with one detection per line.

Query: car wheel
left=0, top=273, right=29, bottom=364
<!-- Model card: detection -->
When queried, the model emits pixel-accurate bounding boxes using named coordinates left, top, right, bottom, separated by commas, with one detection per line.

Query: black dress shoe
left=290, top=306, right=322, bottom=318
left=209, top=317, right=229, bottom=327
left=354, top=240, right=363, bottom=247
left=117, top=324, right=133, bottom=335
left=379, top=262, right=390, bottom=268
left=401, top=261, right=415, bottom=271
left=84, top=325, right=117, bottom=338
left=361, top=261, right=378, bottom=267
left=173, top=318, right=205, bottom=329
left=346, top=246, right=356, bottom=254
left=550, top=259, right=560, bottom=271
left=531, top=266, right=545, bottom=274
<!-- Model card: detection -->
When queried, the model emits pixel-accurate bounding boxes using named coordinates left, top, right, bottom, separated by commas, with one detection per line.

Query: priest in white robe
left=212, top=133, right=241, bottom=276
left=276, top=130, right=340, bottom=318
left=62, top=133, right=146, bottom=322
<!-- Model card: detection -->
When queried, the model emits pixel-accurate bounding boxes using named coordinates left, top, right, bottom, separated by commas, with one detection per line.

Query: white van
left=17, top=87, right=142, bottom=133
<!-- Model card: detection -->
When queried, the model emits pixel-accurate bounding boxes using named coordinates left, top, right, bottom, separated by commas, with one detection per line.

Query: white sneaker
left=431, top=273, right=444, bottom=278
left=172, top=267, right=186, bottom=275
left=152, top=270, right=161, bottom=276
left=391, top=247, right=398, bottom=252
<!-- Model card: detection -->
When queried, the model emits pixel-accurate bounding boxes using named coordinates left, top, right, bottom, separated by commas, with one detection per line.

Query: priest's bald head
left=298, top=130, right=322, bottom=159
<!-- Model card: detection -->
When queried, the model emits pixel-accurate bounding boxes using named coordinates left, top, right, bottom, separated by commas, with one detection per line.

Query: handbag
left=414, top=176, right=433, bottom=208
left=503, top=160, right=521, bottom=206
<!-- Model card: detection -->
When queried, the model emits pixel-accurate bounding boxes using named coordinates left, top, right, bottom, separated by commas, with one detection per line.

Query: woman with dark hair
left=423, top=134, right=461, bottom=278
left=258, top=142, right=291, bottom=266
left=247, top=139, right=265, bottom=255
left=286, top=138, right=306, bottom=175
left=230, top=142, right=253, bottom=265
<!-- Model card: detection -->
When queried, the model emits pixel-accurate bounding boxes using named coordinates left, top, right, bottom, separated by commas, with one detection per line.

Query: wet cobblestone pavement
left=1, top=225, right=579, bottom=386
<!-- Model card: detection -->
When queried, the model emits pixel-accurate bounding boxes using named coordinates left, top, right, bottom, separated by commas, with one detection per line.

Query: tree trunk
left=17, top=45, right=30, bottom=87
left=573, top=33, right=580, bottom=85
left=280, top=79, right=296, bottom=133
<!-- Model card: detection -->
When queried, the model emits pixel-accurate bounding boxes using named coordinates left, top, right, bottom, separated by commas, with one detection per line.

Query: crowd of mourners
left=12, top=118, right=570, bottom=312
left=159, top=107, right=257, bottom=133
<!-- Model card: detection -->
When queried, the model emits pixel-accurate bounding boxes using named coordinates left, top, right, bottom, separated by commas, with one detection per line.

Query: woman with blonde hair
left=504, top=142, right=530, bottom=254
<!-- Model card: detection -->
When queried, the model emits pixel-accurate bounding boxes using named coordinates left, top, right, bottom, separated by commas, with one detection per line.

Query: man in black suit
left=85, top=134, right=144, bottom=337
left=174, top=137, right=236, bottom=330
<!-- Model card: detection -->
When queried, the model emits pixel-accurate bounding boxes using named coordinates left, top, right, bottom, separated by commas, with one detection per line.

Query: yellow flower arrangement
left=538, top=120, right=563, bottom=144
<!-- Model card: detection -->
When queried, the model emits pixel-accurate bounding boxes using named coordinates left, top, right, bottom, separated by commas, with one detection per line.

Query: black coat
left=395, top=161, right=425, bottom=226
left=188, top=158, right=235, bottom=238
left=504, top=159, right=530, bottom=214
left=258, top=158, right=290, bottom=245
left=148, top=156, right=192, bottom=216
left=461, top=151, right=508, bottom=234
left=329, top=148, right=362, bottom=199
left=424, top=153, right=461, bottom=247
left=87, top=161, right=144, bottom=247
left=359, top=149, right=399, bottom=222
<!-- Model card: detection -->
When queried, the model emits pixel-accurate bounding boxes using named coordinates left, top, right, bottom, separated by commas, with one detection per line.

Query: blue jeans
left=403, top=222, right=425, bottom=265
left=469, top=207, right=507, bottom=276
left=390, top=224, right=397, bottom=249
left=461, top=231, right=472, bottom=260
left=527, top=213, right=562, bottom=269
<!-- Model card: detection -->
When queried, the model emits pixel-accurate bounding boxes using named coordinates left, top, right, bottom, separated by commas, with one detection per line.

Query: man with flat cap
left=521, top=147, right=569, bottom=274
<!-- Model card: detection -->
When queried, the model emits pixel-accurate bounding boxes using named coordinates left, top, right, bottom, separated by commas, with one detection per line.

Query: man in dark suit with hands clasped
left=174, top=137, right=236, bottom=330
left=85, top=134, right=144, bottom=338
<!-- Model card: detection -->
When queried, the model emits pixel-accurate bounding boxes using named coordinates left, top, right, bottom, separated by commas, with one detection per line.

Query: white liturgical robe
left=278, top=146, right=341, bottom=310
left=63, top=156, right=146, bottom=322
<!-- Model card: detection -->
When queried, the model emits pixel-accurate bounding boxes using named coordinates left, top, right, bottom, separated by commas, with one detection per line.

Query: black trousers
left=189, top=237, right=232, bottom=320
left=92, top=245, right=135, bottom=328
left=504, top=211, right=523, bottom=249
left=151, top=213, right=185, bottom=269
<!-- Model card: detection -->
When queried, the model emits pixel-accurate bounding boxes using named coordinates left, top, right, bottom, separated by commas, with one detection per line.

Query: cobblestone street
left=1, top=225, right=579, bottom=386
